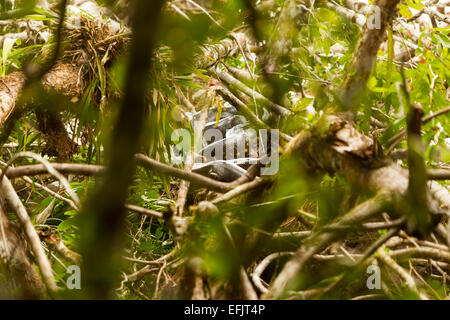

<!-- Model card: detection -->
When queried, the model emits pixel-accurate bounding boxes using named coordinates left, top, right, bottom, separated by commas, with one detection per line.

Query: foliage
left=0, top=0, right=448, bottom=300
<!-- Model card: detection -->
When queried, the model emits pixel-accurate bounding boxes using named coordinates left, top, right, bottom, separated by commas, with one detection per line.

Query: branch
left=283, top=115, right=448, bottom=218
left=0, top=62, right=85, bottom=144
left=338, top=0, right=401, bottom=110
left=40, top=229, right=82, bottom=265
left=328, top=0, right=419, bottom=61
left=0, top=152, right=80, bottom=209
left=376, top=247, right=428, bottom=299
left=215, top=83, right=293, bottom=142
left=135, top=153, right=258, bottom=193
left=252, top=252, right=293, bottom=294
left=265, top=191, right=392, bottom=299
left=0, top=201, right=47, bottom=298
left=386, top=106, right=450, bottom=153
left=174, top=100, right=209, bottom=216
left=390, top=247, right=450, bottom=264
left=125, top=204, right=164, bottom=219
left=0, top=174, right=59, bottom=296
left=79, top=0, right=166, bottom=299
left=213, top=67, right=292, bottom=117
left=400, top=68, right=433, bottom=234
left=193, top=33, right=247, bottom=69
left=427, top=169, right=450, bottom=180
left=3, top=153, right=260, bottom=194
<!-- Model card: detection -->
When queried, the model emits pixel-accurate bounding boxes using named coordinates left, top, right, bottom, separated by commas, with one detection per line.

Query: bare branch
left=0, top=174, right=59, bottom=295
left=339, top=0, right=401, bottom=110
left=265, top=192, right=392, bottom=299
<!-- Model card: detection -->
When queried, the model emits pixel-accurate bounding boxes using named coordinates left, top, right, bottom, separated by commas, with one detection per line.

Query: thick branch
left=0, top=62, right=84, bottom=149
left=339, top=0, right=401, bottom=109
left=79, top=0, right=166, bottom=299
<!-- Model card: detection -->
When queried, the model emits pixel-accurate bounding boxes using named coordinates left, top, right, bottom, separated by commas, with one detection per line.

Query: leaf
left=58, top=218, right=75, bottom=231
left=138, top=241, right=155, bottom=251
left=369, top=86, right=388, bottom=93
left=214, top=101, right=222, bottom=128
left=435, top=33, right=450, bottom=48
left=440, top=144, right=450, bottom=163
left=33, top=8, right=58, bottom=19
left=175, top=79, right=203, bottom=89
left=293, top=97, right=314, bottom=112
left=386, top=28, right=394, bottom=89
left=398, top=4, right=412, bottom=19
left=24, top=14, right=52, bottom=21
left=405, top=0, right=424, bottom=11
left=154, top=227, right=164, bottom=240
left=1, top=37, right=17, bottom=76
left=368, top=76, right=386, bottom=92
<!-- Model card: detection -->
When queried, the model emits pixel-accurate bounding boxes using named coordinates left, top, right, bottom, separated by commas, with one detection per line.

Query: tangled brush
left=62, top=16, right=129, bottom=79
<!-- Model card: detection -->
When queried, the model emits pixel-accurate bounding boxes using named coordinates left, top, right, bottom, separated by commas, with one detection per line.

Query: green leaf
left=440, top=144, right=450, bottom=163
left=154, top=227, right=164, bottom=240
left=138, top=241, right=155, bottom=251
left=58, top=218, right=75, bottom=231
left=293, top=97, right=314, bottom=112
left=405, top=0, right=424, bottom=11
left=24, top=14, right=52, bottom=21
left=435, top=32, right=450, bottom=48
left=398, top=4, right=413, bottom=19
left=1, top=37, right=17, bottom=76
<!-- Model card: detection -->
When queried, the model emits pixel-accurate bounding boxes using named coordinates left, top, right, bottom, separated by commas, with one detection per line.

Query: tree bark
left=0, top=196, right=47, bottom=299
left=340, top=0, right=401, bottom=110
